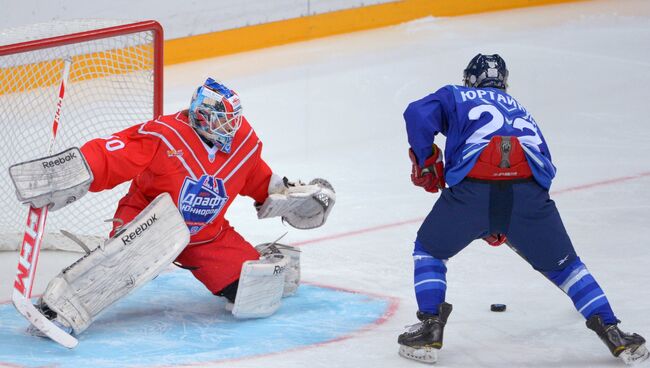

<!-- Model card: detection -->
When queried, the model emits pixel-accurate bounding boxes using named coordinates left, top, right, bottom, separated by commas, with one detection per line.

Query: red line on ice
left=290, top=170, right=650, bottom=247
left=552, top=171, right=650, bottom=194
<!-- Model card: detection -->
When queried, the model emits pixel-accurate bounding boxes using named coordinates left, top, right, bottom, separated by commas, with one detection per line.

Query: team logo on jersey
left=178, top=174, right=228, bottom=235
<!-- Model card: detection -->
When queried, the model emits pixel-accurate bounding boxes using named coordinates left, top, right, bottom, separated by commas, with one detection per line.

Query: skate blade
left=398, top=345, right=438, bottom=364
left=619, top=344, right=649, bottom=365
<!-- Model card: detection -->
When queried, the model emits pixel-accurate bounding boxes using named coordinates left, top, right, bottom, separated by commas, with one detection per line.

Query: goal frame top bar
left=0, top=19, right=164, bottom=117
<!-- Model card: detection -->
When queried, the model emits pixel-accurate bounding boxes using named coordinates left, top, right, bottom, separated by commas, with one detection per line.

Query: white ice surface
left=2, top=0, right=650, bottom=367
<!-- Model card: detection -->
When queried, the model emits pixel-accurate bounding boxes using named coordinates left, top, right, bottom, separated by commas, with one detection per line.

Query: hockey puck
left=490, top=303, right=507, bottom=312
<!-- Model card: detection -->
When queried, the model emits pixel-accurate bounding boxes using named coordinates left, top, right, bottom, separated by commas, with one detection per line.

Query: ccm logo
left=42, top=151, right=77, bottom=169
left=14, top=209, right=42, bottom=295
left=121, top=214, right=158, bottom=245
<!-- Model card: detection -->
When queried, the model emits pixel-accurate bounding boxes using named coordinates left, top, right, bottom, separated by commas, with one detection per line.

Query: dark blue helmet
left=463, top=54, right=508, bottom=90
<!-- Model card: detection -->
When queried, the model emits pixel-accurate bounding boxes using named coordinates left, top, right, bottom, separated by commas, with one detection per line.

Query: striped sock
left=413, top=241, right=447, bottom=315
left=544, top=257, right=617, bottom=324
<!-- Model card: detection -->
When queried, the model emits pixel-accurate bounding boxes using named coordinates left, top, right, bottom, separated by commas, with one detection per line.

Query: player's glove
left=483, top=233, right=507, bottom=247
left=409, top=144, right=445, bottom=193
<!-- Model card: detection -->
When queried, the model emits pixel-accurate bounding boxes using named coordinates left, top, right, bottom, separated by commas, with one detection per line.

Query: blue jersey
left=404, top=85, right=556, bottom=189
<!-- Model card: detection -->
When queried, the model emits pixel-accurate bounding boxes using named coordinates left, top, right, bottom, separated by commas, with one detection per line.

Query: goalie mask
left=462, top=54, right=508, bottom=91
left=189, top=78, right=243, bottom=153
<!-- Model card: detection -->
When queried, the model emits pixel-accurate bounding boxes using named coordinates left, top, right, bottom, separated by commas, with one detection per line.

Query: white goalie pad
left=255, top=242, right=300, bottom=297
left=8, top=147, right=93, bottom=211
left=231, top=249, right=289, bottom=319
left=40, top=193, right=190, bottom=334
left=256, top=175, right=336, bottom=229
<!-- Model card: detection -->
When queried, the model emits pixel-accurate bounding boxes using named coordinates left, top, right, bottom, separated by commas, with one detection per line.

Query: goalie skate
left=25, top=300, right=72, bottom=337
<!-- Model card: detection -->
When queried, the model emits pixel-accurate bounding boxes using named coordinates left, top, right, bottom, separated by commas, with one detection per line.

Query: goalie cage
left=0, top=20, right=163, bottom=252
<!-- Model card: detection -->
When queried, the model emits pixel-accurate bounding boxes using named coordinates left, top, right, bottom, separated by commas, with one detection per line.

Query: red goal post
left=0, top=20, right=163, bottom=252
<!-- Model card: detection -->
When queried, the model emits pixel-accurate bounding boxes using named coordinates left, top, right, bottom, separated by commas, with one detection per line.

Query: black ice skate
left=398, top=302, right=453, bottom=364
left=586, top=315, right=649, bottom=365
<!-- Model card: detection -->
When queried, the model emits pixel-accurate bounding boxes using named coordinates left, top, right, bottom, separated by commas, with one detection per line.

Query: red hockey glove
left=483, top=233, right=507, bottom=247
left=409, top=144, right=445, bottom=193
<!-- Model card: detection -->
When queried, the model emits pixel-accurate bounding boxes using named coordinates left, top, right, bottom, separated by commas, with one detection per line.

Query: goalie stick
left=11, top=58, right=79, bottom=348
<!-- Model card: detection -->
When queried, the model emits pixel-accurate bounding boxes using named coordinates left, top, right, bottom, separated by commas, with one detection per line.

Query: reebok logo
left=273, top=264, right=285, bottom=276
left=121, top=214, right=158, bottom=245
left=42, top=151, right=77, bottom=169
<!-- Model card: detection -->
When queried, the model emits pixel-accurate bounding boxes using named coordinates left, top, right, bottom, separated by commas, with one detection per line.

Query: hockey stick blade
left=12, top=290, right=78, bottom=348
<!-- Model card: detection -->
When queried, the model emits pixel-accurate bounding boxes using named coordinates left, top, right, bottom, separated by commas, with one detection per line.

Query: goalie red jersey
left=80, top=111, right=272, bottom=244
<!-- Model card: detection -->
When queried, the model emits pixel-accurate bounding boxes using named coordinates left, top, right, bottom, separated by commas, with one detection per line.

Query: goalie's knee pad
left=40, top=193, right=190, bottom=334
left=230, top=245, right=291, bottom=319
left=255, top=242, right=300, bottom=297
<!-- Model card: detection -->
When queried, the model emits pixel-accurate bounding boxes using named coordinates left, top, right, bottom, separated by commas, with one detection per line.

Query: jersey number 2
left=466, top=105, right=542, bottom=149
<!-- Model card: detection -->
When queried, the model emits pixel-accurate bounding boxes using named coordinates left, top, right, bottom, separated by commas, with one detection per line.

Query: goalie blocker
left=33, top=193, right=190, bottom=335
left=9, top=147, right=93, bottom=211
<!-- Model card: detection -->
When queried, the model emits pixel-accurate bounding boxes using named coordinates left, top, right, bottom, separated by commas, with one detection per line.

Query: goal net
left=0, top=20, right=163, bottom=252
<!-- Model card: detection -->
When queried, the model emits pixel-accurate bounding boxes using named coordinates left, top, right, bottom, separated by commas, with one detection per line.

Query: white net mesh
left=0, top=20, right=161, bottom=251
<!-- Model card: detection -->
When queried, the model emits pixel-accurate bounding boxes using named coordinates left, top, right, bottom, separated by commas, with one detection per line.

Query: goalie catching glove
left=256, top=174, right=335, bottom=229
left=8, top=147, right=93, bottom=211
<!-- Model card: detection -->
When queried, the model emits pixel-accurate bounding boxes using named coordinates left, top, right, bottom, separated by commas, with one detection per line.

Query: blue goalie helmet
left=462, top=54, right=508, bottom=90
left=189, top=78, right=243, bottom=153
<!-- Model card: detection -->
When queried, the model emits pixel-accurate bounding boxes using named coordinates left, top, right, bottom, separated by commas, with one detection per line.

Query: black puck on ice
left=490, top=303, right=507, bottom=312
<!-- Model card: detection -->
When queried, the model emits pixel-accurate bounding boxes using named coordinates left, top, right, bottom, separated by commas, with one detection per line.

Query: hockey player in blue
left=397, top=54, right=648, bottom=365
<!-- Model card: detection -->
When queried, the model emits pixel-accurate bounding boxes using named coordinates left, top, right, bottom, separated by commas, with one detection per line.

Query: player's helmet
left=189, top=78, right=243, bottom=153
left=462, top=54, right=508, bottom=90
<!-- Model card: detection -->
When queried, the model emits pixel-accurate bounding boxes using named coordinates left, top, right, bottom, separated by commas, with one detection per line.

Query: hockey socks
left=544, top=257, right=616, bottom=324
left=413, top=241, right=447, bottom=315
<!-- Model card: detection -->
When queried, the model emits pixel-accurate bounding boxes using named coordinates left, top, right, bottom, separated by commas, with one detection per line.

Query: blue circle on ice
left=0, top=270, right=393, bottom=368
